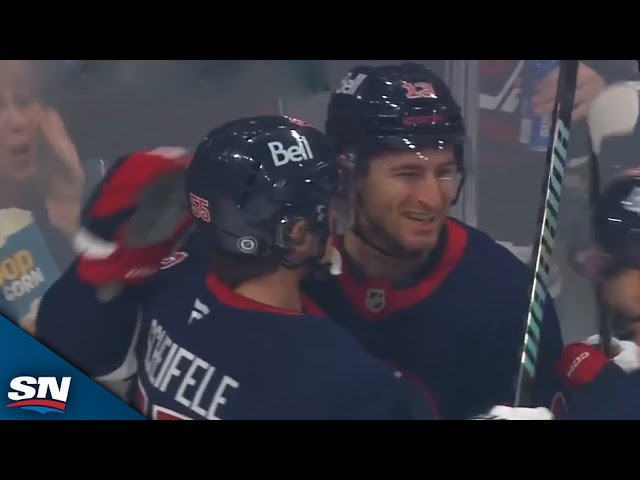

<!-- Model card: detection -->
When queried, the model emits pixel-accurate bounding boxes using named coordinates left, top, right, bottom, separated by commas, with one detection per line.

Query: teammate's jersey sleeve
left=561, top=365, right=640, bottom=420
left=461, top=238, right=565, bottom=414
left=465, top=294, right=564, bottom=413
left=321, top=324, right=438, bottom=420
left=36, top=233, right=203, bottom=382
left=337, top=374, right=436, bottom=420
left=241, top=307, right=440, bottom=420
left=36, top=258, right=147, bottom=380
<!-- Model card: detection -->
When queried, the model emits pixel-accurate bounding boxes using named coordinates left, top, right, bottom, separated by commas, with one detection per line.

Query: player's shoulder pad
left=456, top=220, right=521, bottom=261
left=458, top=220, right=532, bottom=279
left=588, top=81, right=640, bottom=156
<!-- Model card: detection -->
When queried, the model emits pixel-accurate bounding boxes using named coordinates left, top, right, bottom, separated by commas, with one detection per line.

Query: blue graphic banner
left=0, top=314, right=146, bottom=420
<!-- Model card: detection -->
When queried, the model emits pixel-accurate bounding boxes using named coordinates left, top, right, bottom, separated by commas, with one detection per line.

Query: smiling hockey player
left=35, top=115, right=436, bottom=420
left=302, top=62, right=565, bottom=419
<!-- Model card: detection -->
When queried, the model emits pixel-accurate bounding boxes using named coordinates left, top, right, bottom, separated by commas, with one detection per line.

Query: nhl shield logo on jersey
left=365, top=288, right=386, bottom=313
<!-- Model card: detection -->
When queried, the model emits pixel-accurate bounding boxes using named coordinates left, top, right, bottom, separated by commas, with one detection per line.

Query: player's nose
left=413, top=174, right=445, bottom=210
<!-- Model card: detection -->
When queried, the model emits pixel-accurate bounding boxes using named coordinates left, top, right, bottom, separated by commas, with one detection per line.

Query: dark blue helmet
left=185, top=115, right=340, bottom=265
left=593, top=168, right=640, bottom=269
left=325, top=62, right=467, bottom=182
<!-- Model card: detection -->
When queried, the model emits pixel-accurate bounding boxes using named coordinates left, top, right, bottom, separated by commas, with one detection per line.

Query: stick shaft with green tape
left=514, top=60, right=579, bottom=407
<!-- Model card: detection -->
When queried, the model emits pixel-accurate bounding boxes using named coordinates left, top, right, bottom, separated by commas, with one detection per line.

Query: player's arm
left=329, top=331, right=439, bottom=420
left=36, top=147, right=193, bottom=381
left=388, top=373, right=440, bottom=420
left=36, top=260, right=147, bottom=380
left=336, top=370, right=438, bottom=420
left=469, top=313, right=640, bottom=421
left=479, top=338, right=640, bottom=420
left=555, top=338, right=640, bottom=420
left=466, top=287, right=565, bottom=417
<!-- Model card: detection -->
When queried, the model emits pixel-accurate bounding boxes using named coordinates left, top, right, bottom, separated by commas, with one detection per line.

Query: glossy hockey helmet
left=325, top=62, right=468, bottom=203
left=593, top=168, right=640, bottom=270
left=185, top=115, right=341, bottom=268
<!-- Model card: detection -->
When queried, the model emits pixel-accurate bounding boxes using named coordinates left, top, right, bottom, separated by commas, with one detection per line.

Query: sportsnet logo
left=6, top=376, right=71, bottom=414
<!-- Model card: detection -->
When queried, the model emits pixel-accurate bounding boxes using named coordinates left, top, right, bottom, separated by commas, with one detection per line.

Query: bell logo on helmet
left=268, top=136, right=314, bottom=167
left=335, top=73, right=367, bottom=96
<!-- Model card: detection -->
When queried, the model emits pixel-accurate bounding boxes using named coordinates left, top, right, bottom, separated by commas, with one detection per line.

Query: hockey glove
left=557, top=342, right=610, bottom=390
left=584, top=335, right=640, bottom=373
left=72, top=147, right=193, bottom=301
left=470, top=405, right=554, bottom=420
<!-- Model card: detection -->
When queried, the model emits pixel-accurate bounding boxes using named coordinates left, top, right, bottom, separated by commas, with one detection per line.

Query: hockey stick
left=514, top=60, right=580, bottom=407
left=586, top=148, right=614, bottom=358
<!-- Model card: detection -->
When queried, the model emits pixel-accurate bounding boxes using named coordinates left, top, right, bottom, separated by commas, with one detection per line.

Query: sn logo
left=335, top=73, right=367, bottom=96
left=268, top=135, right=314, bottom=167
left=6, top=376, right=71, bottom=414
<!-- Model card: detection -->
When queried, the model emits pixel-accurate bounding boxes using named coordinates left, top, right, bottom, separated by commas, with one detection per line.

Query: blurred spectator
left=474, top=60, right=640, bottom=344
left=475, top=61, right=639, bottom=286
left=0, top=60, right=87, bottom=333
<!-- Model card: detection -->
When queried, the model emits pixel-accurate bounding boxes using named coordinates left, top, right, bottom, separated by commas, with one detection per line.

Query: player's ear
left=280, top=218, right=313, bottom=260
left=284, top=218, right=329, bottom=264
left=338, top=153, right=350, bottom=170
left=337, top=153, right=360, bottom=190
left=284, top=218, right=308, bottom=248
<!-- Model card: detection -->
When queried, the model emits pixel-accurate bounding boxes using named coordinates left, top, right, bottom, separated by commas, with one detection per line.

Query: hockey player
left=569, top=81, right=640, bottom=331
left=485, top=83, right=640, bottom=421
left=500, top=171, right=640, bottom=420
left=558, top=170, right=640, bottom=419
left=35, top=115, right=436, bottom=420
left=303, top=62, right=566, bottom=420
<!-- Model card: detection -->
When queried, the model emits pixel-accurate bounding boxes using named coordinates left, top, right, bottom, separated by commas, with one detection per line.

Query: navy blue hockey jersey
left=562, top=364, right=640, bottom=420
left=303, top=218, right=565, bottom=420
left=36, top=237, right=435, bottom=420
